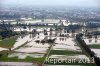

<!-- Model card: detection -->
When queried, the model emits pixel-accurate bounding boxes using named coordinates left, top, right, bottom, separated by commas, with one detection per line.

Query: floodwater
left=0, top=62, right=38, bottom=66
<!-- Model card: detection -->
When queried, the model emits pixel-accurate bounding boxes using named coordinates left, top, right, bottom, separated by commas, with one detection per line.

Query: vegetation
left=49, top=50, right=82, bottom=55
left=0, top=30, right=18, bottom=39
left=0, top=37, right=16, bottom=48
left=88, top=44, right=100, bottom=49
left=76, top=34, right=95, bottom=57
left=0, top=55, right=45, bottom=63
left=0, top=50, right=45, bottom=63
left=76, top=34, right=100, bottom=66
left=0, top=36, right=2, bottom=40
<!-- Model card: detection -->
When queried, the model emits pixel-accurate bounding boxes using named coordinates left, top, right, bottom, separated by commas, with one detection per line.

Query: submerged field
left=0, top=28, right=96, bottom=66
left=84, top=37, right=100, bottom=58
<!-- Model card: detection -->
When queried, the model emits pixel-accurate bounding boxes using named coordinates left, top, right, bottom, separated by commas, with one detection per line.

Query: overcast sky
left=1, top=0, right=100, bottom=7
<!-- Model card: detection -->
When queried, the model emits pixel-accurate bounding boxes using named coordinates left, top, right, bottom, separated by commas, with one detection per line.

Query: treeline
left=68, top=24, right=82, bottom=30
left=0, top=30, right=18, bottom=39
left=0, top=14, right=20, bottom=19
left=76, top=34, right=95, bottom=57
left=76, top=33, right=100, bottom=66
left=86, top=23, right=99, bottom=28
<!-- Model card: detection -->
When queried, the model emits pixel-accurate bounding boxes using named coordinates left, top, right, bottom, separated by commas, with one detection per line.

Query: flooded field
left=84, top=36, right=100, bottom=58
left=0, top=62, right=38, bottom=66
left=0, top=27, right=95, bottom=66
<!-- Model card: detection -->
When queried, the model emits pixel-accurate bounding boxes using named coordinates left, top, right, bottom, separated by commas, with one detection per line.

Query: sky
left=0, top=0, right=100, bottom=7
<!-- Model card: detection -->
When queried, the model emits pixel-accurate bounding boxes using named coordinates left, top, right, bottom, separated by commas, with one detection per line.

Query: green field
left=0, top=37, right=16, bottom=48
left=0, top=50, right=45, bottom=63
left=49, top=50, right=82, bottom=55
left=0, top=54, right=45, bottom=63
left=88, top=44, right=100, bottom=49
left=0, top=36, right=2, bottom=40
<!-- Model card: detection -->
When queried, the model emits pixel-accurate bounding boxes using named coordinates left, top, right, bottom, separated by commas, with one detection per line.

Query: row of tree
left=76, top=33, right=100, bottom=66
left=0, top=30, right=18, bottom=39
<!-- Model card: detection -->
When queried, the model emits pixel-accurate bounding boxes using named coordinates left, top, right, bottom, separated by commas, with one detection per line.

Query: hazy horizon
left=1, top=0, right=100, bottom=7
